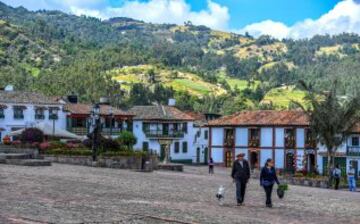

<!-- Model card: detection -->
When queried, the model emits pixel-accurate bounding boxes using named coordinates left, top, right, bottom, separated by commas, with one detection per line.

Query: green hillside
left=1, top=1, right=360, bottom=114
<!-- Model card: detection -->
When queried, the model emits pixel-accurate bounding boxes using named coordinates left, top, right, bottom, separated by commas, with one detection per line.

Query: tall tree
left=296, top=80, right=360, bottom=184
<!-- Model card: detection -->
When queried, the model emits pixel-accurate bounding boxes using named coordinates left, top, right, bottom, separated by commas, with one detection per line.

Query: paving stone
left=0, top=164, right=359, bottom=224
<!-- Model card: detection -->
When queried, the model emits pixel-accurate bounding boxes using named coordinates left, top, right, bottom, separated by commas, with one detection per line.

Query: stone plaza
left=0, top=164, right=359, bottom=224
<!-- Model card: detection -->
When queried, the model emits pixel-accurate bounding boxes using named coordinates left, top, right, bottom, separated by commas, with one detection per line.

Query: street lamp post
left=109, top=107, right=113, bottom=138
left=51, top=108, right=59, bottom=137
left=91, top=103, right=101, bottom=161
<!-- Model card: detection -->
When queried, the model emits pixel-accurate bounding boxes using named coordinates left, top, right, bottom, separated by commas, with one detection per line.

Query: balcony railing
left=305, top=139, right=317, bottom=149
left=224, top=138, right=235, bottom=147
left=285, top=137, right=296, bottom=148
left=347, top=146, right=360, bottom=156
left=248, top=138, right=260, bottom=148
left=145, top=130, right=184, bottom=139
left=101, top=128, right=122, bottom=136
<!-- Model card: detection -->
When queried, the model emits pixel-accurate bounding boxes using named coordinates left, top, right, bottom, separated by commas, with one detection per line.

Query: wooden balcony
left=248, top=138, right=260, bottom=148
left=305, top=139, right=317, bottom=149
left=285, top=137, right=296, bottom=149
left=145, top=130, right=184, bottom=139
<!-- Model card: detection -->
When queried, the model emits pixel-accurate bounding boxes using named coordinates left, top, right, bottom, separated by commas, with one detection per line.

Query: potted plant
left=277, top=184, right=289, bottom=199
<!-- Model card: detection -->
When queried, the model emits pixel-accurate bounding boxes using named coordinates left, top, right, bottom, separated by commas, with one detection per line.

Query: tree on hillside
left=295, top=80, right=360, bottom=185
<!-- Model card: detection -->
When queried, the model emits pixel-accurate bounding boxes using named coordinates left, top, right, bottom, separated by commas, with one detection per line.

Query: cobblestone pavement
left=0, top=164, right=359, bottom=224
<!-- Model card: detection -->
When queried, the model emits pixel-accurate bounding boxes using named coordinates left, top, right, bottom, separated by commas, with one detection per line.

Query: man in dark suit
left=231, top=153, right=250, bottom=206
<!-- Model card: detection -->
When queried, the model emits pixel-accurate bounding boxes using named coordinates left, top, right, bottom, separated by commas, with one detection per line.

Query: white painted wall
left=261, top=149, right=273, bottom=167
left=296, top=128, right=305, bottom=148
left=133, top=120, right=196, bottom=162
left=275, top=128, right=284, bottom=147
left=275, top=149, right=284, bottom=168
left=296, top=149, right=305, bottom=170
left=261, top=128, right=272, bottom=147
left=235, top=128, right=247, bottom=146
left=192, top=126, right=209, bottom=163
left=211, top=147, right=224, bottom=163
left=0, top=103, right=66, bottom=141
left=211, top=128, right=224, bottom=146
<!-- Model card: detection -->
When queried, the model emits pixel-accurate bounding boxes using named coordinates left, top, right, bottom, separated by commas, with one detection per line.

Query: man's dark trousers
left=235, top=179, right=247, bottom=203
left=231, top=159, right=250, bottom=204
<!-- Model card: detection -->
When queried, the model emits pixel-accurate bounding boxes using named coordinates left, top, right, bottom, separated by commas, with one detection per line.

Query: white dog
left=216, top=185, right=225, bottom=205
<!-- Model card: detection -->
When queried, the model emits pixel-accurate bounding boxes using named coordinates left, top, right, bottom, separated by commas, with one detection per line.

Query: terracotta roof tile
left=129, top=105, right=194, bottom=121
left=65, top=103, right=133, bottom=116
left=184, top=111, right=207, bottom=126
left=208, top=110, right=309, bottom=126
left=0, top=91, right=62, bottom=105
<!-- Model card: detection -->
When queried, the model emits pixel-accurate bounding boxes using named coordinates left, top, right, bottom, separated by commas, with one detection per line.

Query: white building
left=129, top=104, right=196, bottom=163
left=186, top=112, right=222, bottom=164
left=0, top=86, right=66, bottom=141
left=317, top=123, right=360, bottom=178
left=208, top=110, right=317, bottom=173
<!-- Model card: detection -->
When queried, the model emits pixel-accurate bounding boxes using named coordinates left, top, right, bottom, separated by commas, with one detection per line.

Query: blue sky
left=2, top=0, right=360, bottom=39
left=189, top=0, right=341, bottom=28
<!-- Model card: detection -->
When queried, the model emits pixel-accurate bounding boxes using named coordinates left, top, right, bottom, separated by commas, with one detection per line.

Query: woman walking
left=260, top=159, right=279, bottom=208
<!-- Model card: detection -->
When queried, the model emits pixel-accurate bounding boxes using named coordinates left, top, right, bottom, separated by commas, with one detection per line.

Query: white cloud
left=70, top=0, right=230, bottom=30
left=238, top=0, right=360, bottom=39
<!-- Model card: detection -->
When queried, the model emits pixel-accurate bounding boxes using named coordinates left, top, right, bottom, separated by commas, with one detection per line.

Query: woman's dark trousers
left=263, top=184, right=274, bottom=205
left=334, top=178, right=340, bottom=190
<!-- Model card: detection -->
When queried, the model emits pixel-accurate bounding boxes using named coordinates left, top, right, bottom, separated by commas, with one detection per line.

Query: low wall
left=45, top=155, right=159, bottom=170
left=283, top=177, right=329, bottom=188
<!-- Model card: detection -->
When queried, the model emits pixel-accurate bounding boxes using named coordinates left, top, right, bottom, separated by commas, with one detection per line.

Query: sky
left=2, top=0, right=360, bottom=39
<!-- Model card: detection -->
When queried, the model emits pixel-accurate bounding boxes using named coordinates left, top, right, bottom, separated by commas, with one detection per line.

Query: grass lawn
left=262, top=86, right=307, bottom=109
left=168, top=79, right=213, bottom=95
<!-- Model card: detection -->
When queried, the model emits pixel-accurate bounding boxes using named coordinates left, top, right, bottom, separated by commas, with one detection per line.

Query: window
left=13, top=106, right=24, bottom=119
left=352, top=137, right=359, bottom=146
left=35, top=108, right=45, bottom=120
left=49, top=107, right=59, bottom=120
left=0, top=109, right=4, bottom=119
left=204, top=130, right=209, bottom=140
left=142, top=123, right=150, bottom=132
left=104, top=117, right=115, bottom=128
left=182, top=122, right=188, bottom=133
left=174, top=142, right=180, bottom=153
left=143, top=142, right=149, bottom=151
left=182, top=142, right=188, bottom=153
left=72, top=118, right=87, bottom=128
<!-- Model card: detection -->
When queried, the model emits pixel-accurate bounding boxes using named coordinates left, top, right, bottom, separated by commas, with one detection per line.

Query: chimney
left=67, top=95, right=78, bottom=104
left=4, top=85, right=14, bottom=91
left=168, top=98, right=176, bottom=106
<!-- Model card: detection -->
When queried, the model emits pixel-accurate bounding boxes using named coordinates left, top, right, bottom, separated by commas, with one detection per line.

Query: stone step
left=0, top=153, right=32, bottom=160
left=6, top=159, right=51, bottom=166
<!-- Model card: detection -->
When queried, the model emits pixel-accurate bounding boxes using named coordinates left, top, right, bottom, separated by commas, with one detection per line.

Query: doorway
left=160, top=144, right=166, bottom=161
left=225, top=150, right=233, bottom=167
left=196, top=147, right=200, bottom=163
left=204, top=147, right=208, bottom=165
left=250, top=151, right=259, bottom=170
left=285, top=152, right=295, bottom=173
left=307, top=154, right=316, bottom=173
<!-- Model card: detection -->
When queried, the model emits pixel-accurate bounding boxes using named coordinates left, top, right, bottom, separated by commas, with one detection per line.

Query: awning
left=8, top=122, right=84, bottom=140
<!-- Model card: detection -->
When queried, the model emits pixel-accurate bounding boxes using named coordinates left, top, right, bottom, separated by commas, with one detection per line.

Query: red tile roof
left=208, top=110, right=309, bottom=127
left=129, top=105, right=194, bottom=121
left=349, top=122, right=360, bottom=133
left=64, top=103, right=133, bottom=116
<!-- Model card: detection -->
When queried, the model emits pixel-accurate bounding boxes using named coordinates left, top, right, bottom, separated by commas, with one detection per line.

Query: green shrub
left=99, top=150, right=146, bottom=158
left=117, top=131, right=137, bottom=149
left=278, top=184, right=289, bottom=191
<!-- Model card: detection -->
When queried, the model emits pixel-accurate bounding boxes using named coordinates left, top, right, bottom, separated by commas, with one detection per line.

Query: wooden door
left=225, top=151, right=233, bottom=167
